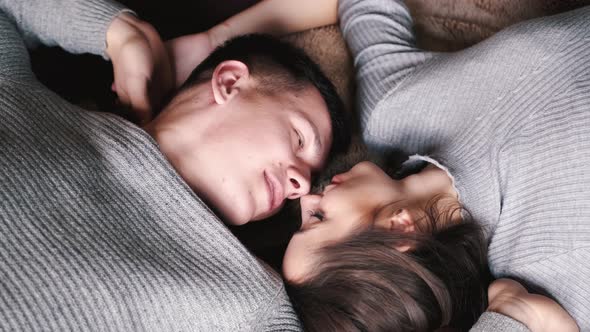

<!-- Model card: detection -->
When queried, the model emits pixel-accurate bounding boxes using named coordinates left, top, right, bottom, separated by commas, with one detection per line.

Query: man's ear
left=211, top=60, right=250, bottom=105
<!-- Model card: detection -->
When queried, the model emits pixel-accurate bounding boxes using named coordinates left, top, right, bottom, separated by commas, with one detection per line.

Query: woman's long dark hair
left=286, top=208, right=491, bottom=332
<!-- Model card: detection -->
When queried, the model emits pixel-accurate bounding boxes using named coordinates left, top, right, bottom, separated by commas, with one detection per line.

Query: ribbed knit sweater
left=0, top=1, right=300, bottom=331
left=340, top=0, right=590, bottom=330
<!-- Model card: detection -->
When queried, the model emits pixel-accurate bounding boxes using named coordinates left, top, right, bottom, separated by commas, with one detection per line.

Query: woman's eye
left=310, top=210, right=324, bottom=222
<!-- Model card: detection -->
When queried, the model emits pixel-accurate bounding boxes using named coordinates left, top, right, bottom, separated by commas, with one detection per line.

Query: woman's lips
left=331, top=175, right=344, bottom=184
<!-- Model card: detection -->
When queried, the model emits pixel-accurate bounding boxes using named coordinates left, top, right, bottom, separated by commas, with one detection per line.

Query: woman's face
left=282, top=161, right=405, bottom=283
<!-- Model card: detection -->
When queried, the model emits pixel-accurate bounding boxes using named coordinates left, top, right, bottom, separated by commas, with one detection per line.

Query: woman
left=282, top=160, right=576, bottom=331
left=284, top=161, right=492, bottom=331
left=164, top=0, right=590, bottom=330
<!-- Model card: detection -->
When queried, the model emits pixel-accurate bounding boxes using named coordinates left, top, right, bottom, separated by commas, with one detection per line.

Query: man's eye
left=295, top=129, right=304, bottom=148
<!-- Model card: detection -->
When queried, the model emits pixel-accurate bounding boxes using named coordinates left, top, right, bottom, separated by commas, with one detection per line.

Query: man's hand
left=106, top=13, right=173, bottom=125
left=487, top=279, right=578, bottom=332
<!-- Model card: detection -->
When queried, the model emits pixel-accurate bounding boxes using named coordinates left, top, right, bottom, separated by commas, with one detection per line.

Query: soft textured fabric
left=406, top=0, right=590, bottom=51
left=471, top=312, right=529, bottom=331
left=340, top=0, right=590, bottom=330
left=0, top=0, right=300, bottom=331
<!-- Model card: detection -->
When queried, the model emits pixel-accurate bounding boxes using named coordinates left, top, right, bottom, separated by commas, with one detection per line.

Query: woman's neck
left=400, top=164, right=462, bottom=227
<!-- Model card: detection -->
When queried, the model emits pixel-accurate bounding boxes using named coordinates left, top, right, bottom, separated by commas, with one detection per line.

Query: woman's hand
left=487, top=279, right=578, bottom=332
left=106, top=13, right=174, bottom=125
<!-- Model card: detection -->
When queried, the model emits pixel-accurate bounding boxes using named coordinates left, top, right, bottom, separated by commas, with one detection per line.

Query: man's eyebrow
left=310, top=120, right=323, bottom=160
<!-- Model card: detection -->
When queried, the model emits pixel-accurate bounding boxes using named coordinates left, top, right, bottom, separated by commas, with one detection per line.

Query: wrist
left=106, top=13, right=155, bottom=60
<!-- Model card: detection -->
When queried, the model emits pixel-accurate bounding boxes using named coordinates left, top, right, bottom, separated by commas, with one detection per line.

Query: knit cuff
left=70, top=0, right=135, bottom=59
left=470, top=312, right=530, bottom=332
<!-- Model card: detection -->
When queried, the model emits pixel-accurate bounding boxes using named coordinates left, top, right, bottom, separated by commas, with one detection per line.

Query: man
left=0, top=0, right=349, bottom=331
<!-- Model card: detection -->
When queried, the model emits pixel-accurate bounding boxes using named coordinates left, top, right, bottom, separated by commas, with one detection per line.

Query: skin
left=106, top=13, right=174, bottom=125
left=282, top=161, right=458, bottom=283
left=488, top=279, right=579, bottom=332
left=144, top=60, right=332, bottom=226
left=107, top=15, right=333, bottom=226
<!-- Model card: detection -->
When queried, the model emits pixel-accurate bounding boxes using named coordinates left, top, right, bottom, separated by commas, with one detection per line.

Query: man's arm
left=0, top=0, right=128, bottom=83
left=0, top=0, right=129, bottom=58
left=0, top=10, right=31, bottom=82
left=0, top=0, right=172, bottom=121
left=338, top=0, right=433, bottom=127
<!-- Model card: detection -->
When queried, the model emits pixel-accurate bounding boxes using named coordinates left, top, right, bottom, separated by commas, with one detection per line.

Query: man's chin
left=212, top=203, right=250, bottom=226
left=251, top=203, right=284, bottom=222
left=220, top=218, right=244, bottom=226
left=219, top=200, right=284, bottom=226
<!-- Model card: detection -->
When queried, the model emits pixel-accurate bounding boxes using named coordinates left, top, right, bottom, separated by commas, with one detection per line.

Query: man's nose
left=286, top=164, right=311, bottom=200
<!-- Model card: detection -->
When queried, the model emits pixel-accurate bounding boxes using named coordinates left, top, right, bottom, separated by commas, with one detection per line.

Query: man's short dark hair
left=179, top=34, right=351, bottom=160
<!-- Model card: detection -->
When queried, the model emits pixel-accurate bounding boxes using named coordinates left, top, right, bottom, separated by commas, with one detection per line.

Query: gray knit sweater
left=340, top=0, right=590, bottom=330
left=0, top=0, right=300, bottom=331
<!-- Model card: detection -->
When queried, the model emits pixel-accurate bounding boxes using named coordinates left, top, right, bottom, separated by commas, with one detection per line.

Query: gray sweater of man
left=0, top=0, right=301, bottom=331
left=340, top=0, right=590, bottom=330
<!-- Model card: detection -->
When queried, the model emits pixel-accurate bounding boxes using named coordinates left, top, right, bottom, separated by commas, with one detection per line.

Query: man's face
left=149, top=72, right=332, bottom=225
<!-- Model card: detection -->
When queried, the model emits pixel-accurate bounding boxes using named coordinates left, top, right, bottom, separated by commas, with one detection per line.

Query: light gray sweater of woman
left=0, top=0, right=300, bottom=331
left=339, top=0, right=590, bottom=330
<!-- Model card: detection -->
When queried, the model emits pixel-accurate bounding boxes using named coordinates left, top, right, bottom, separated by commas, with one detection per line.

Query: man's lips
left=264, top=171, right=284, bottom=212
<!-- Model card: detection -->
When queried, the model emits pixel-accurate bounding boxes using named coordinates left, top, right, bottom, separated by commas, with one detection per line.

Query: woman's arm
left=208, top=0, right=338, bottom=48
left=166, top=0, right=338, bottom=87
left=0, top=0, right=172, bottom=122
left=470, top=279, right=578, bottom=332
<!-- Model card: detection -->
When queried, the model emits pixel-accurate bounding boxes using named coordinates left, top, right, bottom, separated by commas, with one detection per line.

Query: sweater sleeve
left=0, top=0, right=130, bottom=82
left=253, top=283, right=302, bottom=331
left=338, top=0, right=434, bottom=127
left=470, top=312, right=530, bottom=332
left=508, top=248, right=590, bottom=330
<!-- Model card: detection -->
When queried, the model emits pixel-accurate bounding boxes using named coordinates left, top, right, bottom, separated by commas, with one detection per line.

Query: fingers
left=126, top=75, right=153, bottom=125
left=488, top=278, right=527, bottom=301
left=114, top=78, right=131, bottom=108
left=108, top=18, right=173, bottom=126
left=112, top=74, right=153, bottom=125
